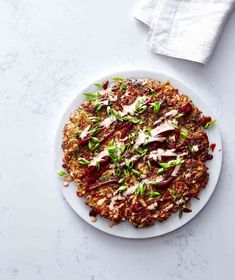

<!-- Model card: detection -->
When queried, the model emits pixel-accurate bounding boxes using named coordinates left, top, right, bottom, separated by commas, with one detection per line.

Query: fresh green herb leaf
left=132, top=169, right=140, bottom=176
left=149, top=191, right=160, bottom=197
left=144, top=128, right=152, bottom=136
left=150, top=101, right=161, bottom=113
left=119, top=83, right=126, bottom=91
left=134, top=98, right=147, bottom=115
left=87, top=116, right=101, bottom=123
left=188, top=143, right=198, bottom=153
left=96, top=162, right=100, bottom=169
left=112, top=77, right=125, bottom=82
left=94, top=82, right=102, bottom=88
left=83, top=92, right=101, bottom=100
left=78, top=158, right=90, bottom=165
left=150, top=181, right=159, bottom=186
left=171, top=119, right=178, bottom=128
left=120, top=142, right=126, bottom=153
left=179, top=209, right=183, bottom=219
left=106, top=106, right=123, bottom=121
left=180, top=128, right=188, bottom=140
left=159, top=159, right=184, bottom=169
left=137, top=105, right=147, bottom=114
left=107, top=106, right=112, bottom=116
left=135, top=182, right=146, bottom=196
left=93, top=100, right=102, bottom=111
left=107, top=140, right=119, bottom=163
left=128, top=130, right=139, bottom=144
left=146, top=160, right=152, bottom=170
left=134, top=146, right=148, bottom=155
left=157, top=168, right=165, bottom=175
left=88, top=125, right=100, bottom=136
left=88, top=140, right=93, bottom=150
left=175, top=113, right=184, bottom=119
left=122, top=115, right=143, bottom=124
left=58, top=170, right=68, bottom=177
left=125, top=159, right=134, bottom=170
left=116, top=167, right=121, bottom=177
left=169, top=189, right=178, bottom=201
left=117, top=185, right=128, bottom=193
left=91, top=137, right=99, bottom=143
left=150, top=88, right=157, bottom=97
left=118, top=178, right=125, bottom=184
left=124, top=169, right=130, bottom=178
left=88, top=139, right=99, bottom=151
left=204, top=119, right=216, bottom=129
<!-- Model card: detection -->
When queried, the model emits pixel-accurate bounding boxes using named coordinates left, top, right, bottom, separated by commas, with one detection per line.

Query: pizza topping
left=61, top=78, right=213, bottom=228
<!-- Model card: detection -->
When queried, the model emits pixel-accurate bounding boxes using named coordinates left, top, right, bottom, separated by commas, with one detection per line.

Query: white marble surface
left=0, top=0, right=234, bottom=279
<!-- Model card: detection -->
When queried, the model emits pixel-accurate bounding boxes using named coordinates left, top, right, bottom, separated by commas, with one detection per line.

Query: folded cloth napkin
left=134, top=0, right=235, bottom=64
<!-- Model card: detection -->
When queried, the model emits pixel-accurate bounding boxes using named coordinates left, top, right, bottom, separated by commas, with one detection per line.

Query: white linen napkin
left=134, top=0, right=235, bottom=64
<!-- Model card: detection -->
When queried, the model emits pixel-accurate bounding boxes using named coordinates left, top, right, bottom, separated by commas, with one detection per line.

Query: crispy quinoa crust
left=61, top=78, right=214, bottom=228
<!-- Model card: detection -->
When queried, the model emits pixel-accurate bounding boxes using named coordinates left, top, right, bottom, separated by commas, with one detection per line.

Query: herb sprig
left=159, top=159, right=184, bottom=169
left=204, top=119, right=216, bottom=129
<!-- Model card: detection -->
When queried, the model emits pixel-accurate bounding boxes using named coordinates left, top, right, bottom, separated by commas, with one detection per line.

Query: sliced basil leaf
left=83, top=92, right=101, bottom=100
left=119, top=83, right=126, bottom=91
left=159, top=159, right=184, bottom=169
left=117, top=185, right=128, bottom=193
left=204, top=119, right=216, bottom=129
left=135, top=182, right=146, bottom=195
left=94, top=82, right=102, bottom=88
left=58, top=170, right=68, bottom=177
left=78, top=158, right=90, bottom=165
left=150, top=101, right=161, bottom=113
left=149, top=191, right=160, bottom=197
left=132, top=169, right=140, bottom=176
left=112, top=77, right=125, bottom=81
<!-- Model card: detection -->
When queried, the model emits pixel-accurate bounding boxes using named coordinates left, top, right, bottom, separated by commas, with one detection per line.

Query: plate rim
left=54, top=68, right=223, bottom=239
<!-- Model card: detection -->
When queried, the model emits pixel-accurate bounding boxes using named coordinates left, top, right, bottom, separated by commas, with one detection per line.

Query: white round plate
left=54, top=69, right=222, bottom=239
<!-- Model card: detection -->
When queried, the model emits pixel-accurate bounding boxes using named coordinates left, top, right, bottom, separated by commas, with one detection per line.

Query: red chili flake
left=87, top=179, right=118, bottom=191
left=201, top=116, right=212, bottom=127
left=179, top=102, right=193, bottom=116
left=77, top=137, right=90, bottom=147
left=157, top=176, right=175, bottom=189
left=210, top=143, right=216, bottom=152
left=103, top=80, right=109, bottom=90
left=120, top=121, right=134, bottom=138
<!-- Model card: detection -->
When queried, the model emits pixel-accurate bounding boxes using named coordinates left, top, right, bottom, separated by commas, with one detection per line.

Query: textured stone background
left=0, top=0, right=234, bottom=279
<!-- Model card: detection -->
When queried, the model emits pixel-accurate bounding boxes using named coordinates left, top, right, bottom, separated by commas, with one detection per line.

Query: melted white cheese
left=154, top=110, right=178, bottom=126
left=97, top=198, right=106, bottom=206
left=151, top=121, right=175, bottom=136
left=123, top=185, right=137, bottom=197
left=148, top=149, right=178, bottom=161
left=143, top=176, right=163, bottom=185
left=89, top=150, right=108, bottom=166
left=134, top=121, right=174, bottom=148
left=109, top=95, right=118, bottom=102
left=122, top=96, right=147, bottom=116
left=109, top=194, right=124, bottom=211
left=80, top=125, right=91, bottom=140
left=165, top=109, right=178, bottom=117
left=99, top=115, right=116, bottom=129
left=192, top=145, right=199, bottom=152
left=99, top=99, right=109, bottom=106
left=172, top=165, right=181, bottom=177
left=154, top=117, right=164, bottom=125
left=147, top=202, right=158, bottom=210
left=164, top=204, right=174, bottom=212
left=134, top=132, right=165, bottom=147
